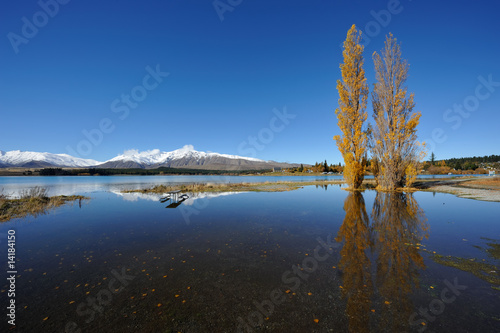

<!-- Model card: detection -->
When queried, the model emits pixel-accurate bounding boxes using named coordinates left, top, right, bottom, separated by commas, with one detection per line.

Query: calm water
left=0, top=174, right=488, bottom=197
left=0, top=177, right=499, bottom=332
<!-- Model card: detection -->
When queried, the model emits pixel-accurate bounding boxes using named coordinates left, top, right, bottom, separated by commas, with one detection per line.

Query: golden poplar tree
left=371, top=34, right=423, bottom=190
left=334, top=25, right=369, bottom=189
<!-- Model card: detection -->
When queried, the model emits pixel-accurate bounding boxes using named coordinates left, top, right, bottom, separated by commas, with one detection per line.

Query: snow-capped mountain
left=0, top=150, right=100, bottom=168
left=99, top=145, right=264, bottom=168
left=0, top=146, right=302, bottom=170
left=97, top=145, right=296, bottom=170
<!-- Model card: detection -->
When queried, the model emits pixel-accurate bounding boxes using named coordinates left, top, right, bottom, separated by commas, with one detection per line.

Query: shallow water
left=0, top=181, right=499, bottom=332
left=0, top=174, right=487, bottom=197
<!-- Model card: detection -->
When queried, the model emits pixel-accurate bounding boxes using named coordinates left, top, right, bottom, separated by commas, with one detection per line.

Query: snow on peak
left=106, top=145, right=265, bottom=165
left=0, top=150, right=100, bottom=167
left=0, top=145, right=267, bottom=168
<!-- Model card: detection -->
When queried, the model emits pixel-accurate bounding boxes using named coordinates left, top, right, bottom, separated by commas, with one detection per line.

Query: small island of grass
left=0, top=187, right=87, bottom=222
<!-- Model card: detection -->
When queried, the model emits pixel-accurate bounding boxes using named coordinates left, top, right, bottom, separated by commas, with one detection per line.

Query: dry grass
left=123, top=180, right=345, bottom=194
left=0, top=187, right=87, bottom=222
left=463, top=176, right=500, bottom=189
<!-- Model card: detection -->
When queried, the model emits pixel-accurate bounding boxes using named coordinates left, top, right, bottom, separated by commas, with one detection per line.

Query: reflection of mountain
left=336, top=191, right=428, bottom=332
left=113, top=191, right=247, bottom=204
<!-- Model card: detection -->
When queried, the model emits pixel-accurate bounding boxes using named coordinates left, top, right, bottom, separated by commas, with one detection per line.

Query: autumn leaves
left=334, top=25, right=423, bottom=190
left=334, top=25, right=369, bottom=190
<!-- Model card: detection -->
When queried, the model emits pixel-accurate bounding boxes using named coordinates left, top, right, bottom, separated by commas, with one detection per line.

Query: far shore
left=0, top=166, right=492, bottom=177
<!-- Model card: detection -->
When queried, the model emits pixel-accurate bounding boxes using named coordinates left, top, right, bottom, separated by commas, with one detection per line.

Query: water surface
left=0, top=174, right=487, bottom=197
left=0, top=180, right=499, bottom=332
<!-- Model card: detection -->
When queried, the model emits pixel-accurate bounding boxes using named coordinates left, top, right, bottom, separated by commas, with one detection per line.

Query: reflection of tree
left=336, top=191, right=428, bottom=332
left=372, top=192, right=428, bottom=332
left=335, top=192, right=373, bottom=333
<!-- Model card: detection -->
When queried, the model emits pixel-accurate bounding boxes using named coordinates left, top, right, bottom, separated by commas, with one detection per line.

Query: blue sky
left=1, top=0, right=499, bottom=164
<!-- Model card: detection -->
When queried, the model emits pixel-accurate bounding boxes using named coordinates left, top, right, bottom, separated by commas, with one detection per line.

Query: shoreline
left=123, top=176, right=500, bottom=202
left=413, top=177, right=500, bottom=202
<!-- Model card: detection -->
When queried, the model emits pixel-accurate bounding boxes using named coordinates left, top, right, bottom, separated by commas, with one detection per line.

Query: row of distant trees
left=309, top=161, right=343, bottom=173
left=282, top=161, right=343, bottom=173
left=38, top=167, right=270, bottom=176
left=334, top=25, right=422, bottom=190
left=441, top=154, right=500, bottom=169
left=293, top=153, right=496, bottom=176
left=423, top=152, right=499, bottom=174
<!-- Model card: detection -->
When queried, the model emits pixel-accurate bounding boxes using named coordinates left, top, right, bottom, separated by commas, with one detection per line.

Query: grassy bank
left=123, top=180, right=344, bottom=194
left=0, top=187, right=87, bottom=222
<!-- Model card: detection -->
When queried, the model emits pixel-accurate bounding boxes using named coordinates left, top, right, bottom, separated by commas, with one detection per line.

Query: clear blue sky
left=1, top=0, right=499, bottom=164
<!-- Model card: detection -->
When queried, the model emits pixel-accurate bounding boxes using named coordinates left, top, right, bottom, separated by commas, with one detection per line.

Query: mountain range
left=0, top=146, right=301, bottom=171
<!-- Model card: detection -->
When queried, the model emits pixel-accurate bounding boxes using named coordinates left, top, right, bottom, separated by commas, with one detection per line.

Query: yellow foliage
left=405, top=163, right=417, bottom=188
left=334, top=25, right=369, bottom=189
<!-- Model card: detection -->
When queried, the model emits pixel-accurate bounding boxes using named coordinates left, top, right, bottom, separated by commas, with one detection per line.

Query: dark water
left=0, top=185, right=499, bottom=332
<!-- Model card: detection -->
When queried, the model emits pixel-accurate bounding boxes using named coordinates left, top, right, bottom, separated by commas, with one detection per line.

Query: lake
left=0, top=174, right=487, bottom=197
left=0, top=176, right=499, bottom=332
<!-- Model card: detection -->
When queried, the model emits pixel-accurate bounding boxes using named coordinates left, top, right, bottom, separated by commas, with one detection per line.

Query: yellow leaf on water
left=314, top=319, right=319, bottom=323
